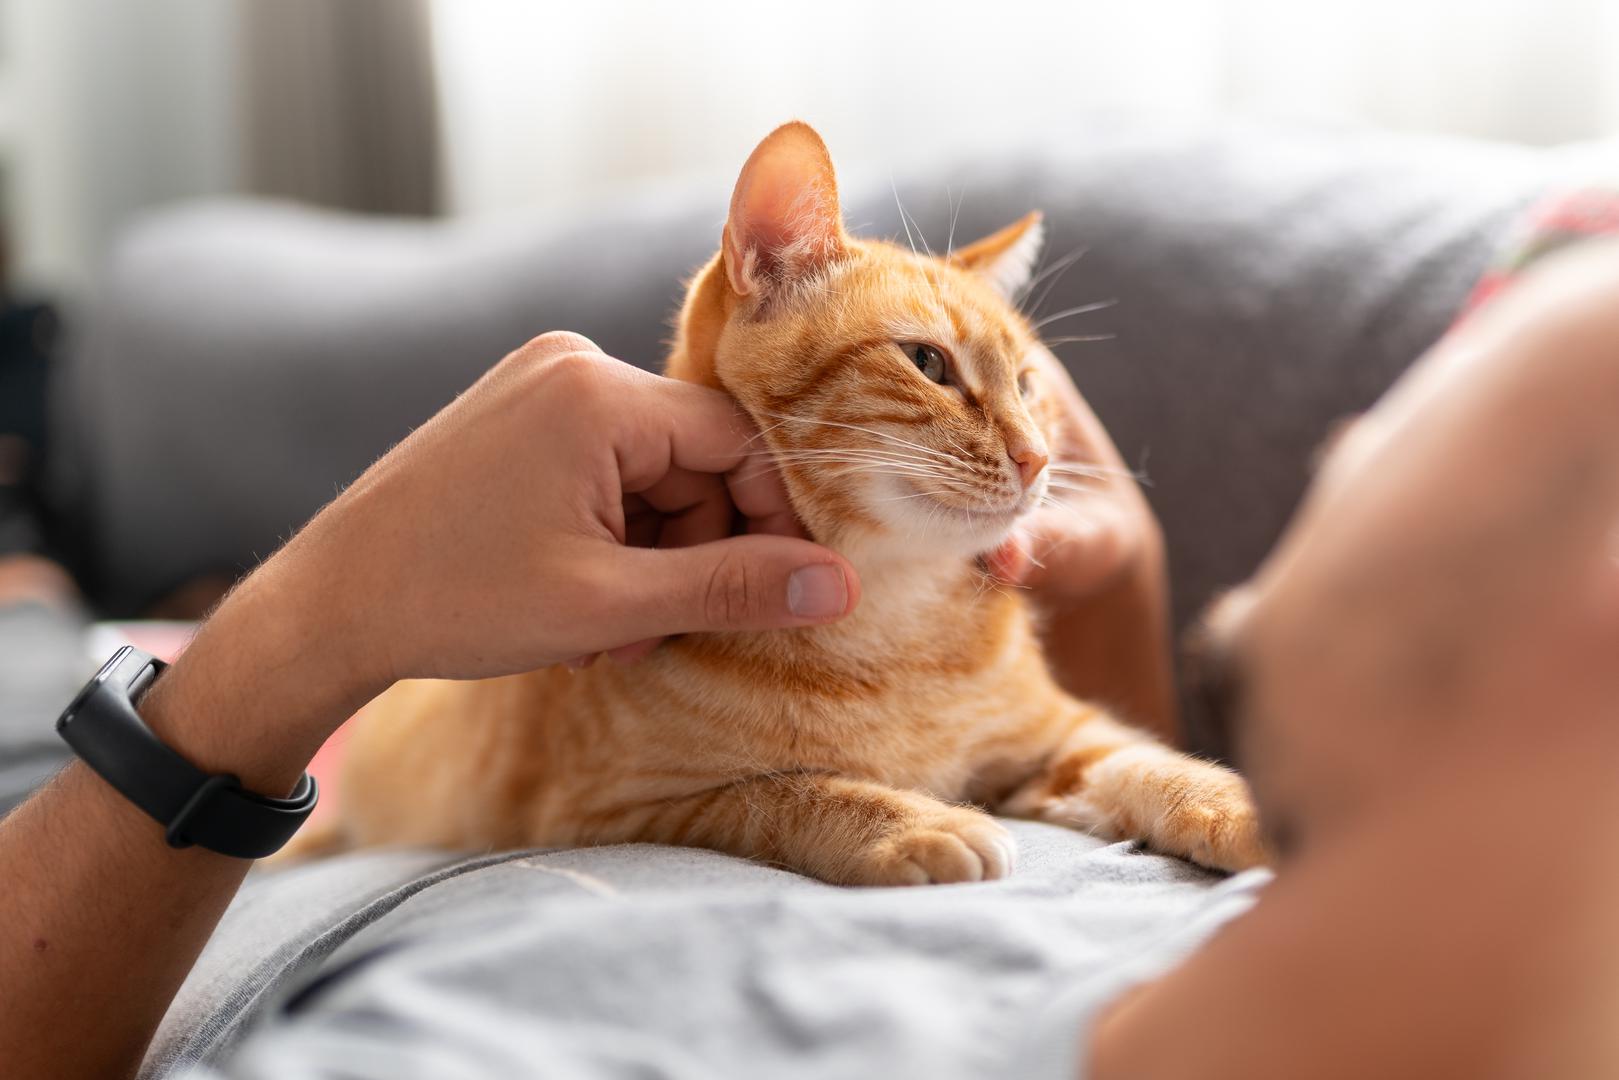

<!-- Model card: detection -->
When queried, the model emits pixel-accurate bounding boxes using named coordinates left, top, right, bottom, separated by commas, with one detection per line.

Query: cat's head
left=669, top=121, right=1062, bottom=562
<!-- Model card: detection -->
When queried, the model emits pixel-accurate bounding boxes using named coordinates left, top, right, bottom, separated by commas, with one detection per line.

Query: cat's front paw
left=1024, top=748, right=1272, bottom=873
left=1158, top=767, right=1270, bottom=873
left=850, top=805, right=1016, bottom=887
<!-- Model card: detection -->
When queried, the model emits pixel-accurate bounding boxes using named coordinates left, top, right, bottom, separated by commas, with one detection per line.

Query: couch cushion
left=52, top=116, right=1556, bottom=746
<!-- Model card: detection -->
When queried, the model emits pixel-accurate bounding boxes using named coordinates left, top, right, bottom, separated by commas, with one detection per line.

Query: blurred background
left=3, top=0, right=1618, bottom=762
left=4, top=0, right=1619, bottom=299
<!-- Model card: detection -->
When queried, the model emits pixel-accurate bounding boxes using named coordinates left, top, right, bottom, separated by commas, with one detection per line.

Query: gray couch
left=47, top=115, right=1555, bottom=750
left=5, top=116, right=1578, bottom=1077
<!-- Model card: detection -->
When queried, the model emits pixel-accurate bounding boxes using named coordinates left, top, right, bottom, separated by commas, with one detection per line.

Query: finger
left=606, top=637, right=663, bottom=665
left=747, top=510, right=809, bottom=539
left=612, top=378, right=765, bottom=490
left=611, top=376, right=811, bottom=537
left=1008, top=504, right=1132, bottom=598
left=657, top=486, right=737, bottom=549
left=623, top=497, right=663, bottom=548
left=633, top=464, right=726, bottom=509
left=986, top=529, right=1032, bottom=585
left=726, top=449, right=799, bottom=523
left=597, top=535, right=861, bottom=638
left=642, top=448, right=807, bottom=542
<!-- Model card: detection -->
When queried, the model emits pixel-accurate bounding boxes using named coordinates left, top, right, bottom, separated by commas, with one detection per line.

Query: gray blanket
left=4, top=604, right=1267, bottom=1080
left=155, top=829, right=1267, bottom=1080
left=1, top=603, right=1266, bottom=1079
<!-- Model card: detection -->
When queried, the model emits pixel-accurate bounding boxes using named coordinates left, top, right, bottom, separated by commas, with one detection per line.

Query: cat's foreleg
left=611, top=772, right=1016, bottom=886
left=1000, top=706, right=1270, bottom=872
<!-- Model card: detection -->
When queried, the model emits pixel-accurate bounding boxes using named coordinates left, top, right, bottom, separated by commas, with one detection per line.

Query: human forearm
left=990, top=349, right=1180, bottom=743
left=0, top=334, right=859, bottom=1080
left=0, top=544, right=372, bottom=1079
left=135, top=529, right=385, bottom=795
left=1039, top=527, right=1178, bottom=744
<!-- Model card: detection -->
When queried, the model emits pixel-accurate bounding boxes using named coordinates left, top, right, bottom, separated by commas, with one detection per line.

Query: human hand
left=0, top=333, right=866, bottom=1080
left=976, top=348, right=1176, bottom=739
left=984, top=348, right=1160, bottom=602
left=295, top=331, right=861, bottom=686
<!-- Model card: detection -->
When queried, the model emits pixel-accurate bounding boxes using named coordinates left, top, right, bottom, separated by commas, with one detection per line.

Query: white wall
left=430, top=0, right=1619, bottom=219
left=4, top=0, right=240, bottom=295
left=7, top=0, right=1619, bottom=295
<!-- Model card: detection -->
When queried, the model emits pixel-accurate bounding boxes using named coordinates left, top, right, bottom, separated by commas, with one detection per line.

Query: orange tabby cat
left=309, top=122, right=1267, bottom=884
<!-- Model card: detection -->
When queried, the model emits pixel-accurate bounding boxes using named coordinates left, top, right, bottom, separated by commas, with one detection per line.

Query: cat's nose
left=1011, top=446, right=1049, bottom=490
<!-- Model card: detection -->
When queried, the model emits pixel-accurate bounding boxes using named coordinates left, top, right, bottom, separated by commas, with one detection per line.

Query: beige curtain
left=240, top=0, right=440, bottom=216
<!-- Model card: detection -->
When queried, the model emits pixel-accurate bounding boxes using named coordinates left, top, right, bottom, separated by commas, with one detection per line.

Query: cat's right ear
left=723, top=122, right=847, bottom=299
left=950, top=211, right=1044, bottom=301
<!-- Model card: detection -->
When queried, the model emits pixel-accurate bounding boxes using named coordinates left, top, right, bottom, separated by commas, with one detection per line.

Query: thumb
left=611, top=535, right=861, bottom=637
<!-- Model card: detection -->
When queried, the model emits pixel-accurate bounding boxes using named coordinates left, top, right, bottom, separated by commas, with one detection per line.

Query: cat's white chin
left=868, top=480, right=1027, bottom=557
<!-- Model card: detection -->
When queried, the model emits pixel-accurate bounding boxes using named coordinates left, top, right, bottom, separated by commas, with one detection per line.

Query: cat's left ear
left=949, top=211, right=1045, bottom=301
left=723, top=121, right=848, bottom=299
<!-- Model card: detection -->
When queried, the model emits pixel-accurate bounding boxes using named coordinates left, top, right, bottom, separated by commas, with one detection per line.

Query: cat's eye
left=1017, top=370, right=1034, bottom=398
left=906, top=343, right=948, bottom=385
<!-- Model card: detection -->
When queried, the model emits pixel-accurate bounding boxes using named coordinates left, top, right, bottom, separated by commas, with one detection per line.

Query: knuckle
left=701, top=553, right=758, bottom=627
left=545, top=348, right=602, bottom=385
left=525, top=329, right=602, bottom=362
left=528, top=347, right=610, bottom=408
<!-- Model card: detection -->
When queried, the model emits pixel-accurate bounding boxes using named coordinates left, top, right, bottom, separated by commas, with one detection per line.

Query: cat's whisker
left=752, top=448, right=946, bottom=469
left=1049, top=460, right=1147, bottom=482
left=1039, top=480, right=1103, bottom=500
left=759, top=442, right=942, bottom=460
left=890, top=178, right=936, bottom=262
left=738, top=417, right=803, bottom=449
left=743, top=442, right=937, bottom=457
left=945, top=185, right=964, bottom=261
left=890, top=174, right=920, bottom=259
left=1041, top=334, right=1116, bottom=347
left=831, top=471, right=981, bottom=499
left=1032, top=299, right=1117, bottom=331
left=1019, top=244, right=1089, bottom=316
left=795, top=451, right=961, bottom=473
left=1041, top=487, right=1098, bottom=503
left=936, top=429, right=975, bottom=462
left=767, top=451, right=962, bottom=474
left=829, top=464, right=972, bottom=486
left=888, top=177, right=949, bottom=309
left=754, top=411, right=964, bottom=466
left=1041, top=491, right=1104, bottom=509
left=1055, top=470, right=1150, bottom=489
left=870, top=487, right=958, bottom=505
left=740, top=448, right=954, bottom=475
left=812, top=455, right=959, bottom=472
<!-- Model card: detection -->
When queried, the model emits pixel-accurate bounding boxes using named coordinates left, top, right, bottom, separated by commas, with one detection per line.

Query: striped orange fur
left=307, top=122, right=1267, bottom=884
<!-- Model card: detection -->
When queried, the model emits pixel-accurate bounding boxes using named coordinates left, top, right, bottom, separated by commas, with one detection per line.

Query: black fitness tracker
left=56, top=646, right=318, bottom=858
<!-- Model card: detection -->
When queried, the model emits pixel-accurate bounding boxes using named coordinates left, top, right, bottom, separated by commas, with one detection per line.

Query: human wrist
left=1037, top=518, right=1177, bottom=742
left=136, top=546, right=385, bottom=796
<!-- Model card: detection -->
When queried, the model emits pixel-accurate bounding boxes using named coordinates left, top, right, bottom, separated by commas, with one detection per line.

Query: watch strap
left=57, top=646, right=318, bottom=859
